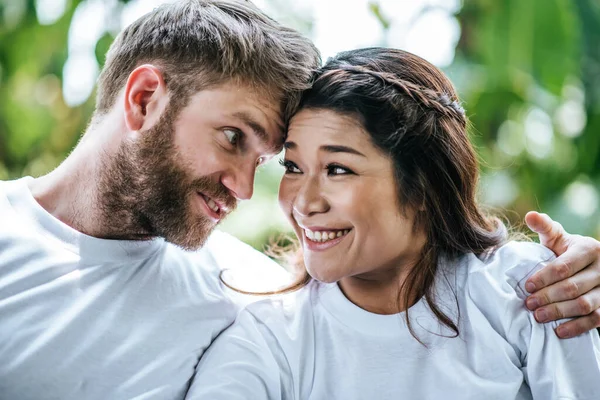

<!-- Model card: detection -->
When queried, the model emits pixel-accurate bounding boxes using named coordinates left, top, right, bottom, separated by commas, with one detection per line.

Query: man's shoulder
left=163, top=230, right=292, bottom=303
left=198, top=230, right=289, bottom=278
left=0, top=180, right=9, bottom=207
left=0, top=178, right=33, bottom=228
left=0, top=178, right=24, bottom=205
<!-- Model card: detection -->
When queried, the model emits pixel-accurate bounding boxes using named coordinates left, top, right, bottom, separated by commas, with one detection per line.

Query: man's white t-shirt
left=189, top=242, right=600, bottom=399
left=0, top=177, right=289, bottom=400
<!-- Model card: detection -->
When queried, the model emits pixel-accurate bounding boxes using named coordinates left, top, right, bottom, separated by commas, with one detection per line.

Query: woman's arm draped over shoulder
left=185, top=310, right=287, bottom=400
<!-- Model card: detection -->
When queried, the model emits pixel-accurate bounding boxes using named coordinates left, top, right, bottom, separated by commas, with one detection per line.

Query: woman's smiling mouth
left=302, top=227, right=352, bottom=250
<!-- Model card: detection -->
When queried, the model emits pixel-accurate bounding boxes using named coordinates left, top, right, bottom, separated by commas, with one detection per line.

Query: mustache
left=191, top=177, right=238, bottom=211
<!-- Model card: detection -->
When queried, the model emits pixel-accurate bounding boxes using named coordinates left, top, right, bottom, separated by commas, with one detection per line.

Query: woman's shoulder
left=464, top=241, right=555, bottom=300
left=227, top=280, right=320, bottom=384
left=442, top=241, right=556, bottom=344
left=189, top=281, right=319, bottom=399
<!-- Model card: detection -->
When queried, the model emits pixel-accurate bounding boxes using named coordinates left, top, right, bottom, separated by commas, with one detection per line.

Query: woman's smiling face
left=278, top=108, right=426, bottom=284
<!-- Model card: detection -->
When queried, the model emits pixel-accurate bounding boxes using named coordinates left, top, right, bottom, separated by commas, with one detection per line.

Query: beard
left=97, top=106, right=237, bottom=250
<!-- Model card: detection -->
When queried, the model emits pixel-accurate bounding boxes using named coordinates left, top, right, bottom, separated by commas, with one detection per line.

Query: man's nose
left=221, top=161, right=256, bottom=201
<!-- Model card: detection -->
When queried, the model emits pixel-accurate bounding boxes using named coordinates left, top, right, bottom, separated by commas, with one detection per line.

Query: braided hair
left=292, top=47, right=506, bottom=343
left=320, top=65, right=466, bottom=122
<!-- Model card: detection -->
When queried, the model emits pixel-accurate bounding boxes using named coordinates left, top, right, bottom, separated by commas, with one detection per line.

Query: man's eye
left=279, top=159, right=301, bottom=174
left=223, top=129, right=240, bottom=146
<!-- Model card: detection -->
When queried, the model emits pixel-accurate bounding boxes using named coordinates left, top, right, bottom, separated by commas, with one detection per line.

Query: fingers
left=525, top=243, right=598, bottom=294
left=531, top=287, right=600, bottom=324
left=524, top=212, right=569, bottom=254
left=554, top=309, right=600, bottom=339
left=526, top=266, right=600, bottom=310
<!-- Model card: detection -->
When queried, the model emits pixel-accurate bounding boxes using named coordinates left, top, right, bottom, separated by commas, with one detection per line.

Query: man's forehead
left=184, top=81, right=285, bottom=150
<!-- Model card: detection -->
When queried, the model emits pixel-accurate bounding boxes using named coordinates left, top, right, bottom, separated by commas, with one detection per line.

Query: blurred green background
left=1, top=0, right=599, bottom=251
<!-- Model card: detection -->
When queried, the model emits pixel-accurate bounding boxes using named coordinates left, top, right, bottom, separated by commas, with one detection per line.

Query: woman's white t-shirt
left=188, top=242, right=600, bottom=399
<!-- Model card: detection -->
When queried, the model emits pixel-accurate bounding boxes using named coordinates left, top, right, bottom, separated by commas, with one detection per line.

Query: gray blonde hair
left=95, top=0, right=321, bottom=121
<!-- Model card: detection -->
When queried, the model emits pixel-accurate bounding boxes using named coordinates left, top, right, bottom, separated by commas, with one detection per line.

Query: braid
left=318, top=65, right=466, bottom=124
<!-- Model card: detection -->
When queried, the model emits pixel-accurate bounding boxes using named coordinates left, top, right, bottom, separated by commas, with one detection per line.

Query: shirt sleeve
left=185, top=309, right=286, bottom=400
left=501, top=245, right=600, bottom=399
left=524, top=318, right=600, bottom=399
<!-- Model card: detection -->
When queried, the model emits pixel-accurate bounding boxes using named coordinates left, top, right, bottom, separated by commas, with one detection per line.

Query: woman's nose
left=293, top=176, right=329, bottom=217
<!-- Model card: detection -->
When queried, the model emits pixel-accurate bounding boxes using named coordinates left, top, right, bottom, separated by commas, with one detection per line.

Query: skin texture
left=29, top=65, right=283, bottom=250
left=279, top=109, right=427, bottom=314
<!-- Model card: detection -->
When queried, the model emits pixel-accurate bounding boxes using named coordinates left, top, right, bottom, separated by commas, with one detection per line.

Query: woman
left=189, top=48, right=600, bottom=399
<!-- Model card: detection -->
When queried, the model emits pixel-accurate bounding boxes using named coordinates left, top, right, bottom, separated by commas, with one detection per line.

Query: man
left=0, top=1, right=318, bottom=399
left=0, top=1, right=597, bottom=399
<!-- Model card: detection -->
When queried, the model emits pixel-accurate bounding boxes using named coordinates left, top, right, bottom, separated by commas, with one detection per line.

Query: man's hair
left=95, top=0, right=321, bottom=121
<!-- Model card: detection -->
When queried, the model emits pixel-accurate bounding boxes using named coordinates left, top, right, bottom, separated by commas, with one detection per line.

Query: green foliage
left=452, top=0, right=600, bottom=236
left=0, top=0, right=598, bottom=248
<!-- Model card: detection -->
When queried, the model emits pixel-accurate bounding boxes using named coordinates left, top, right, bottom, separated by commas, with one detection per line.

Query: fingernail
left=536, top=308, right=548, bottom=323
left=556, top=326, right=570, bottom=338
left=526, top=297, right=540, bottom=310
left=525, top=282, right=536, bottom=293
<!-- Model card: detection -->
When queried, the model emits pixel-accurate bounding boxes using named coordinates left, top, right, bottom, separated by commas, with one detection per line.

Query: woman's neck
left=338, top=256, right=422, bottom=315
left=335, top=226, right=428, bottom=315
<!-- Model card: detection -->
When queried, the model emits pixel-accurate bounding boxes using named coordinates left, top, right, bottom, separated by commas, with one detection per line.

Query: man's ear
left=123, top=64, right=168, bottom=132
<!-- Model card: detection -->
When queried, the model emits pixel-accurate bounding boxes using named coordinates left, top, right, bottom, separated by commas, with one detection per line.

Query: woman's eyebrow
left=283, top=141, right=366, bottom=157
left=319, top=144, right=366, bottom=157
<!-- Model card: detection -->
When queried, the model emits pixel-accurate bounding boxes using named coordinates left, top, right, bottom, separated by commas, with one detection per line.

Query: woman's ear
left=123, top=64, right=168, bottom=132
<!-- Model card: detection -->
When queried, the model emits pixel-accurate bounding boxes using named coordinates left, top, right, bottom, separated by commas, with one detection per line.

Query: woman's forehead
left=287, top=109, right=368, bottom=144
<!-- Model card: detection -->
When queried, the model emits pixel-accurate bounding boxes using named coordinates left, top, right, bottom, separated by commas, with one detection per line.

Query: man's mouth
left=200, top=193, right=220, bottom=213
left=197, top=192, right=227, bottom=220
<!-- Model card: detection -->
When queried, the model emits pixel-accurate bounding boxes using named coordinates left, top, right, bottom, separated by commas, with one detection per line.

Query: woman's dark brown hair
left=224, top=47, right=507, bottom=342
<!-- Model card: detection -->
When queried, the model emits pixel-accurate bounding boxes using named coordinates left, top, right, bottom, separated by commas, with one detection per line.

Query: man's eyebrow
left=233, top=111, right=283, bottom=153
left=283, top=142, right=366, bottom=157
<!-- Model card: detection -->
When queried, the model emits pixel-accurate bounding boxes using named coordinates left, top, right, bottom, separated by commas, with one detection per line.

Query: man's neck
left=28, top=117, right=148, bottom=240
left=29, top=134, right=105, bottom=237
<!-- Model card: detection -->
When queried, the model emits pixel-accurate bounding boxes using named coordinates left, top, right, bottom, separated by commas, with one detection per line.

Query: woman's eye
left=279, top=159, right=301, bottom=174
left=223, top=129, right=240, bottom=146
left=326, top=164, right=353, bottom=176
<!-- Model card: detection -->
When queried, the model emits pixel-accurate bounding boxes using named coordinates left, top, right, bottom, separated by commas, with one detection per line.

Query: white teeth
left=204, top=196, right=219, bottom=213
left=304, top=229, right=350, bottom=243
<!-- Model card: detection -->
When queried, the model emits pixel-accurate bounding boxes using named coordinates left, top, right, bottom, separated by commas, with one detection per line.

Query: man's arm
left=524, top=211, right=600, bottom=338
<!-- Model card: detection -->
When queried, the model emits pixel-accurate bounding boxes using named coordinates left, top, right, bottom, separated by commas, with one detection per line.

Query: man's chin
left=161, top=224, right=215, bottom=251
left=164, top=234, right=209, bottom=251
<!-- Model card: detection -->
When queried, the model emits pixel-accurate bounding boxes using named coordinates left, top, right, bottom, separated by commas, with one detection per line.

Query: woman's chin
left=306, top=264, right=342, bottom=284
